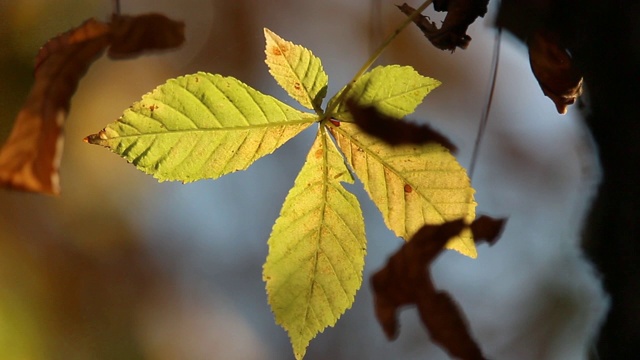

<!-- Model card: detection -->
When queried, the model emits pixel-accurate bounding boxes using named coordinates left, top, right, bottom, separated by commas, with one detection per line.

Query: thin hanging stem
left=369, top=0, right=383, bottom=57
left=113, top=0, right=121, bottom=15
left=323, top=0, right=433, bottom=119
left=468, top=28, right=502, bottom=180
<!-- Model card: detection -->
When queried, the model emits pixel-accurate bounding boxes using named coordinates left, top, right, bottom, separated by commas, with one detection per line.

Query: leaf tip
left=83, top=130, right=108, bottom=145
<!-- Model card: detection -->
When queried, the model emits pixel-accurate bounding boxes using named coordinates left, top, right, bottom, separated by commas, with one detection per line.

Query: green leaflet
left=264, top=127, right=366, bottom=360
left=327, top=65, right=441, bottom=121
left=86, top=72, right=316, bottom=182
left=264, top=28, right=328, bottom=112
left=329, top=122, right=477, bottom=258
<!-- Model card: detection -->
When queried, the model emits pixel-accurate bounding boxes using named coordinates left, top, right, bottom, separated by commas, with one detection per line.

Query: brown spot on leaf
left=329, top=118, right=341, bottom=127
left=149, top=104, right=157, bottom=112
left=270, top=46, right=283, bottom=56
left=314, top=147, right=323, bottom=159
left=404, top=184, right=413, bottom=193
left=294, top=82, right=301, bottom=90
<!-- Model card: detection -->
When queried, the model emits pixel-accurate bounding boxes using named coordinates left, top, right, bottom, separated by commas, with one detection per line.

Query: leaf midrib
left=329, top=124, right=451, bottom=224
left=332, top=79, right=437, bottom=118
left=301, top=129, right=330, bottom=337
left=107, top=118, right=317, bottom=139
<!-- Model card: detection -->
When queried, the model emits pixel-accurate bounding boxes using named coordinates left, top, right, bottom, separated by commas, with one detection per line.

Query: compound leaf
left=327, top=65, right=440, bottom=121
left=264, top=128, right=366, bottom=359
left=264, top=28, right=328, bottom=112
left=329, top=122, right=476, bottom=257
left=85, top=72, right=317, bottom=182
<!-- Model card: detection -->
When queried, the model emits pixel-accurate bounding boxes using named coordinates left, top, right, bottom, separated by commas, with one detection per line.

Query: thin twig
left=113, top=0, right=121, bottom=15
left=324, top=0, right=433, bottom=119
left=468, top=28, right=502, bottom=180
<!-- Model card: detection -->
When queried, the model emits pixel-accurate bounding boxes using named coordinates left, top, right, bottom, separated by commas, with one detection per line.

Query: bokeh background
left=0, top=1, right=608, bottom=359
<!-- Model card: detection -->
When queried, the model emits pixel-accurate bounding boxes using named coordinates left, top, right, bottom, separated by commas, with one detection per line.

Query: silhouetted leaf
left=345, top=98, right=457, bottom=152
left=371, top=216, right=505, bottom=360
left=398, top=0, right=489, bottom=51
left=469, top=215, right=506, bottom=245
left=528, top=29, right=583, bottom=114
left=0, top=13, right=184, bottom=194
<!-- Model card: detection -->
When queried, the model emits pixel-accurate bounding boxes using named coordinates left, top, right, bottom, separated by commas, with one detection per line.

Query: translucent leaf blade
left=264, top=129, right=366, bottom=359
left=328, top=65, right=440, bottom=120
left=264, top=28, right=328, bottom=111
left=85, top=72, right=317, bottom=182
left=329, top=122, right=476, bottom=257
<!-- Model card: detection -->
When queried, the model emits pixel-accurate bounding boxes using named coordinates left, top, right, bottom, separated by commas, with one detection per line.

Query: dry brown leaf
left=108, top=13, right=185, bottom=59
left=0, top=14, right=184, bottom=195
left=398, top=0, right=489, bottom=51
left=528, top=29, right=583, bottom=114
left=345, top=99, right=457, bottom=152
left=0, top=19, right=111, bottom=194
left=371, top=216, right=505, bottom=360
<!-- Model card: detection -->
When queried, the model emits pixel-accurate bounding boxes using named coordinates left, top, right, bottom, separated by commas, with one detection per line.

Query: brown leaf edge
left=345, top=98, right=457, bottom=152
left=0, top=13, right=184, bottom=195
left=371, top=215, right=506, bottom=360
left=398, top=0, right=490, bottom=51
left=528, top=29, right=583, bottom=114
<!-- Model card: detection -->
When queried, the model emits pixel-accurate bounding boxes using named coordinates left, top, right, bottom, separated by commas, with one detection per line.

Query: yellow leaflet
left=86, top=73, right=317, bottom=182
left=264, top=28, right=328, bottom=112
left=264, top=128, right=366, bottom=359
left=329, top=122, right=477, bottom=257
left=327, top=65, right=441, bottom=121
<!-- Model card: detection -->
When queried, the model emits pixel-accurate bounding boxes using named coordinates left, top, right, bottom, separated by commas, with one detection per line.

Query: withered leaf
left=371, top=216, right=505, bottom=360
left=345, top=99, right=457, bottom=152
left=0, top=19, right=111, bottom=194
left=0, top=13, right=184, bottom=195
left=108, top=13, right=185, bottom=59
left=528, top=29, right=583, bottom=114
left=469, top=215, right=506, bottom=246
left=398, top=0, right=489, bottom=51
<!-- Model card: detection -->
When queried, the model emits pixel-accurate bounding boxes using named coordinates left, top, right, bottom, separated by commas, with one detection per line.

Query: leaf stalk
left=323, top=0, right=433, bottom=120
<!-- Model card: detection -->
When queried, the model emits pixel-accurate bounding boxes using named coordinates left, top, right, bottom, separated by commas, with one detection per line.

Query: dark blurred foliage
left=498, top=1, right=640, bottom=359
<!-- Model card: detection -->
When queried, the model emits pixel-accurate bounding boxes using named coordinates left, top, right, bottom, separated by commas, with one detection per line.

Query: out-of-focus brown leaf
left=0, top=14, right=185, bottom=195
left=346, top=99, right=457, bottom=152
left=371, top=216, right=505, bottom=360
left=398, top=0, right=489, bottom=51
left=0, top=19, right=111, bottom=195
left=108, top=13, right=185, bottom=59
left=528, top=29, right=583, bottom=114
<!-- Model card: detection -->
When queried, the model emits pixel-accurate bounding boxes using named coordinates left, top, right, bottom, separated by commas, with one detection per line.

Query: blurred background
left=0, top=0, right=608, bottom=359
